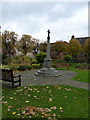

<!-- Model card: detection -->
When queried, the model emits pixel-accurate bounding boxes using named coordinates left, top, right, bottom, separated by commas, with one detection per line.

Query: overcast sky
left=1, top=1, right=89, bottom=43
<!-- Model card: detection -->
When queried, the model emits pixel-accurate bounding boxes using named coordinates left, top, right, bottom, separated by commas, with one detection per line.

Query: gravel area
left=14, top=70, right=89, bottom=90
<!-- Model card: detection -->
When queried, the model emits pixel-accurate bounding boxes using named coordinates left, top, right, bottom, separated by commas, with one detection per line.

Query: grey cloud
left=1, top=2, right=88, bottom=42
left=2, top=2, right=87, bottom=25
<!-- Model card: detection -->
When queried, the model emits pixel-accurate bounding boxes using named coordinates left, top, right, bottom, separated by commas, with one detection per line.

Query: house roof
left=76, top=37, right=90, bottom=44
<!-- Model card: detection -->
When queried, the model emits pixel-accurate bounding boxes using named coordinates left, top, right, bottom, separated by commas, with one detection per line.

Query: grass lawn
left=56, top=63, right=89, bottom=83
left=1, top=85, right=89, bottom=119
left=72, top=70, right=90, bottom=83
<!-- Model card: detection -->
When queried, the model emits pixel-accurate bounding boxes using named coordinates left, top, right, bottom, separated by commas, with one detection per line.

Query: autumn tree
left=18, top=34, right=35, bottom=55
left=2, top=30, right=18, bottom=58
left=68, top=38, right=82, bottom=56
left=51, top=41, right=69, bottom=53
left=83, top=38, right=90, bottom=55
left=38, top=42, right=47, bottom=52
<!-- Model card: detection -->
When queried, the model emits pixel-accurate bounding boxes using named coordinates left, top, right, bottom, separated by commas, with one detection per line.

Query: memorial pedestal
left=35, top=29, right=61, bottom=77
left=35, top=67, right=61, bottom=77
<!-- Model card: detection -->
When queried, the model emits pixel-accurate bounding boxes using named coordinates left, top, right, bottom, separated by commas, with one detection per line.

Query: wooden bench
left=0, top=68, right=21, bottom=88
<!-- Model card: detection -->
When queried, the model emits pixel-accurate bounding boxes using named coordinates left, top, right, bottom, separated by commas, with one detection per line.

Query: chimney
left=71, top=35, right=75, bottom=39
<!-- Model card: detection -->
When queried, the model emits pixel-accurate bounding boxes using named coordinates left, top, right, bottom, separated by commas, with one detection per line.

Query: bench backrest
left=0, top=69, right=14, bottom=82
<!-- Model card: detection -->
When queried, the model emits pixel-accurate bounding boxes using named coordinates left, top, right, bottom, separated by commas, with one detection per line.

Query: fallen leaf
left=12, top=112, right=16, bottom=115
left=19, top=89, right=23, bottom=91
left=49, top=98, right=53, bottom=102
left=60, top=110, right=64, bottom=112
left=24, top=87, right=27, bottom=89
left=16, top=90, right=20, bottom=92
left=28, top=88, right=33, bottom=91
left=59, top=107, right=63, bottom=110
left=8, top=106, right=13, bottom=109
left=64, top=96, right=67, bottom=98
left=7, top=109, right=10, bottom=111
left=28, top=94, right=31, bottom=97
left=17, top=114, right=21, bottom=116
left=16, top=108, right=21, bottom=111
left=74, top=97, right=76, bottom=99
left=25, top=100, right=29, bottom=103
left=51, top=106, right=57, bottom=110
left=52, top=113, right=56, bottom=117
left=10, top=97, right=14, bottom=100
left=22, top=111, right=26, bottom=114
left=2, top=101, right=8, bottom=104
left=37, top=91, right=39, bottom=93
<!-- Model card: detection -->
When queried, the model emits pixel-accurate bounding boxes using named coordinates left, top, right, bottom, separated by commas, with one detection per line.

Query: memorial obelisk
left=35, top=29, right=61, bottom=77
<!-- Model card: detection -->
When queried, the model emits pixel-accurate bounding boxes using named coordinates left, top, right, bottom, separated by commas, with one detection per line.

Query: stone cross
left=47, top=29, right=50, bottom=43
left=46, top=29, right=51, bottom=60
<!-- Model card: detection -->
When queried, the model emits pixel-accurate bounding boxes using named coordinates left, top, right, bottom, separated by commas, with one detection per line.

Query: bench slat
left=0, top=68, right=21, bottom=88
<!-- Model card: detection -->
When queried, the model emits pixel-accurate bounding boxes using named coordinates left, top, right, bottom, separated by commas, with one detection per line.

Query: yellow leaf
left=59, top=107, right=63, bottom=110
left=10, top=97, right=14, bottom=100
left=26, top=100, right=29, bottom=103
left=12, top=112, right=16, bottom=115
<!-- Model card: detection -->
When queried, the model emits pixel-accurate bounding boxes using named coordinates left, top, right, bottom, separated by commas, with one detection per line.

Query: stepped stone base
left=35, top=67, right=61, bottom=77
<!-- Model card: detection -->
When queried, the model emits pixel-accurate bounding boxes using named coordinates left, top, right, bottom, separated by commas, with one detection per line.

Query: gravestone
left=35, top=29, right=61, bottom=77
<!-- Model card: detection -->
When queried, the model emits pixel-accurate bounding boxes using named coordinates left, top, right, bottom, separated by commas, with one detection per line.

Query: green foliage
left=9, top=64, right=19, bottom=70
left=17, top=65, right=27, bottom=71
left=17, top=65, right=32, bottom=71
left=31, top=58, right=37, bottom=64
left=69, top=38, right=82, bottom=56
left=32, top=64, right=40, bottom=69
left=75, top=63, right=90, bottom=70
left=64, top=54, right=72, bottom=63
left=0, top=65, right=9, bottom=69
left=2, top=30, right=18, bottom=58
left=17, top=34, right=35, bottom=55
left=83, top=38, right=90, bottom=55
left=38, top=42, right=47, bottom=52
left=25, top=65, right=32, bottom=70
left=51, top=41, right=69, bottom=53
left=35, top=52, right=46, bottom=64
left=7, top=55, right=32, bottom=65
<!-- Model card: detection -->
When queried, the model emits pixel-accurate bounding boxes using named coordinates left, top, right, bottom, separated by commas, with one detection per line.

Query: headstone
left=35, top=29, right=61, bottom=77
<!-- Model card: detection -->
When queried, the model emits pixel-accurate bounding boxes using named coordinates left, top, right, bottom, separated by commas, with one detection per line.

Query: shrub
left=75, top=63, right=90, bottom=70
left=9, top=64, right=19, bottom=70
left=64, top=54, right=72, bottom=63
left=17, top=65, right=27, bottom=71
left=26, top=65, right=32, bottom=70
left=32, top=64, right=40, bottom=69
left=7, top=55, right=32, bottom=65
left=2, top=54, right=9, bottom=65
left=0, top=65, right=10, bottom=69
left=31, top=59, right=37, bottom=64
left=35, top=52, right=46, bottom=65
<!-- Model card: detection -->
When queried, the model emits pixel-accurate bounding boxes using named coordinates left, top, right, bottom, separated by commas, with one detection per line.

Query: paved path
left=15, top=70, right=89, bottom=90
